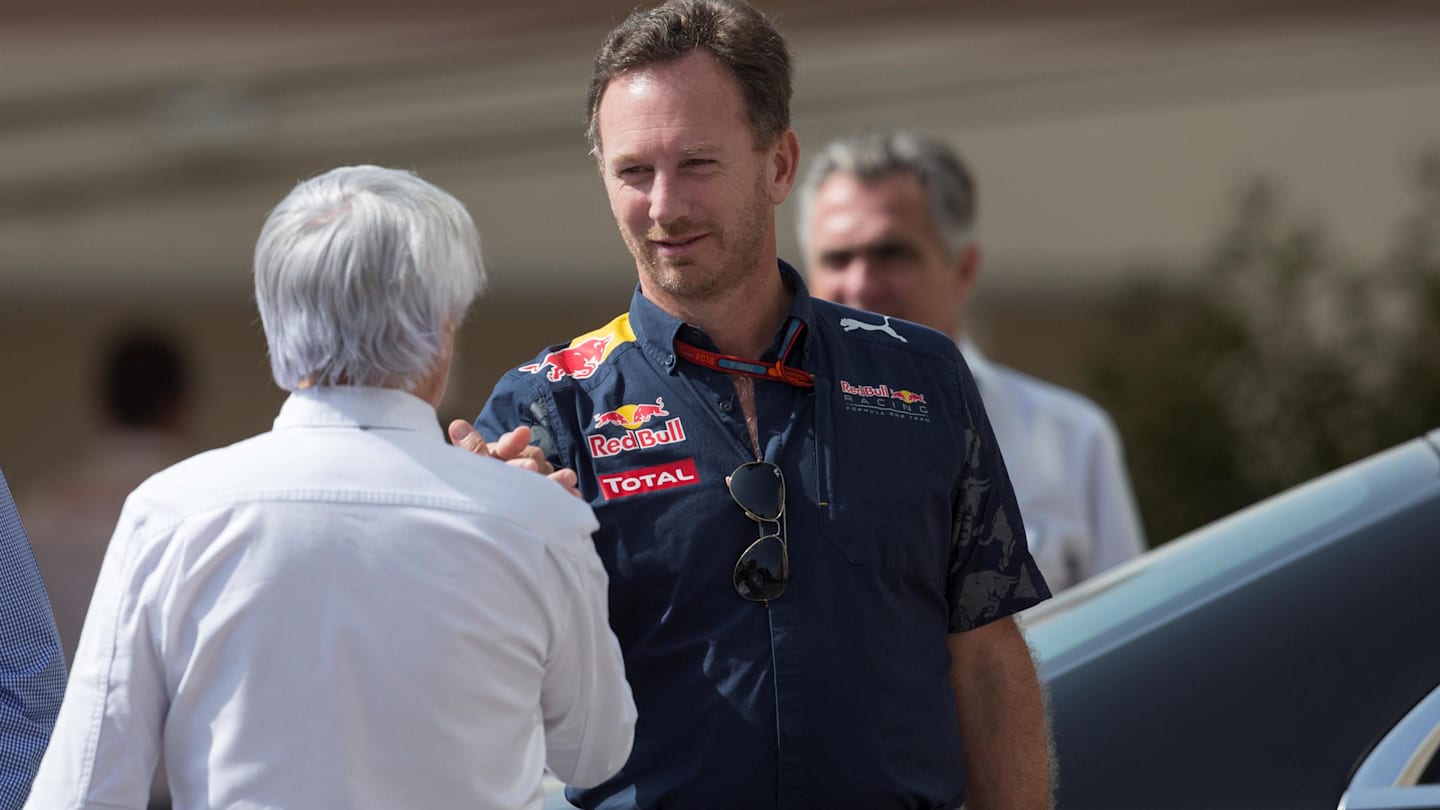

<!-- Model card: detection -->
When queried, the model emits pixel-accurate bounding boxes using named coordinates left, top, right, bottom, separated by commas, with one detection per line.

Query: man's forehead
left=610, top=66, right=658, bottom=97
left=601, top=53, right=727, bottom=107
left=810, top=176, right=937, bottom=247
left=597, top=52, right=748, bottom=129
left=821, top=170, right=925, bottom=205
left=814, top=177, right=917, bottom=224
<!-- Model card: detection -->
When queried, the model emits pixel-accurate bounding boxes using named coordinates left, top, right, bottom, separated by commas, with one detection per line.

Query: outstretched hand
left=448, top=420, right=581, bottom=498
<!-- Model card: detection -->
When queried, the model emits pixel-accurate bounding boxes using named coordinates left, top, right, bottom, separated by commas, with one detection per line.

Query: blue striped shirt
left=0, top=466, right=66, bottom=810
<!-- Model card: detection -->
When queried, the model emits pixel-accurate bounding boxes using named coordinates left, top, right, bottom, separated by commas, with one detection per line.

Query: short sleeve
left=945, top=356, right=1052, bottom=632
left=476, top=371, right=567, bottom=468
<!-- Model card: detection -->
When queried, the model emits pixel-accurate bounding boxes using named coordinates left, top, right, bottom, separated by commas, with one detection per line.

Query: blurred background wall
left=2, top=0, right=1438, bottom=542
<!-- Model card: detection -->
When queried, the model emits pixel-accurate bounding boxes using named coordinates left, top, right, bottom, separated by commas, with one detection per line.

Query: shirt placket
left=756, top=380, right=813, bottom=809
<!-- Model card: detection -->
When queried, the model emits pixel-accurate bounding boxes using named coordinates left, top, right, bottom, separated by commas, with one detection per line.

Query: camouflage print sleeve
left=944, top=354, right=1052, bottom=633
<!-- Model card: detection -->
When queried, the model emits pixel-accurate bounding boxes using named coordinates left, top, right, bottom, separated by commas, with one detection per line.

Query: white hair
left=797, top=130, right=977, bottom=261
left=254, top=165, right=485, bottom=392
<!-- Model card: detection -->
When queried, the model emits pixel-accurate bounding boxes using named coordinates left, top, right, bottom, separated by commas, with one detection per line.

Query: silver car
left=1026, top=429, right=1440, bottom=809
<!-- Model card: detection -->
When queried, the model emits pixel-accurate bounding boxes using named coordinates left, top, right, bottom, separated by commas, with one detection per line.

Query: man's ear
left=955, top=242, right=982, bottom=301
left=768, top=129, right=801, bottom=206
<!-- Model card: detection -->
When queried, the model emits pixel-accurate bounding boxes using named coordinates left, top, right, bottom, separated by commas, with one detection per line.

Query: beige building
left=2, top=0, right=1438, bottom=491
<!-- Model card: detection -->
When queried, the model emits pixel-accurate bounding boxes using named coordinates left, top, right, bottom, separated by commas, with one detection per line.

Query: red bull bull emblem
left=519, top=336, right=613, bottom=382
left=593, top=397, right=669, bottom=429
left=597, top=458, right=700, bottom=500
left=589, top=397, right=687, bottom=458
left=840, top=380, right=931, bottom=423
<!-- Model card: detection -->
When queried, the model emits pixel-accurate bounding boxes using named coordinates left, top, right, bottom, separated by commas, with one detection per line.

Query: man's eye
left=618, top=166, right=651, bottom=178
left=873, top=243, right=916, bottom=261
left=683, top=159, right=714, bottom=168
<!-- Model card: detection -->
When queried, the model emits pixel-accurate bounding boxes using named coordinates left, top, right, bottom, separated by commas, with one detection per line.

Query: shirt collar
left=273, top=387, right=443, bottom=440
left=626, top=259, right=817, bottom=365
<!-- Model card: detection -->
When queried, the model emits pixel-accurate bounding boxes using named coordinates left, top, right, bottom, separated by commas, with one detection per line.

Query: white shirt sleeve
left=1083, top=416, right=1147, bottom=578
left=538, top=529, right=636, bottom=789
left=25, top=497, right=168, bottom=810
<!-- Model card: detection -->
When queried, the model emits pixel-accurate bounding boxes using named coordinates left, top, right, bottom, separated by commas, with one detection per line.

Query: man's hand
left=448, top=420, right=581, bottom=498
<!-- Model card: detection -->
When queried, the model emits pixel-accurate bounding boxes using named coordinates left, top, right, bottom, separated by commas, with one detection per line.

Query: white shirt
left=23, top=430, right=186, bottom=664
left=963, top=341, right=1146, bottom=592
left=22, top=431, right=187, bottom=807
left=26, top=387, right=636, bottom=810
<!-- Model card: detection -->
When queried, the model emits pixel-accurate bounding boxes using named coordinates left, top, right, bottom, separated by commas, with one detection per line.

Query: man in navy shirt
left=0, top=465, right=66, bottom=810
left=466, top=1, right=1053, bottom=806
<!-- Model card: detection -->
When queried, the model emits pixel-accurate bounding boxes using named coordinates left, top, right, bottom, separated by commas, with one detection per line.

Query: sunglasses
left=726, top=460, right=789, bottom=602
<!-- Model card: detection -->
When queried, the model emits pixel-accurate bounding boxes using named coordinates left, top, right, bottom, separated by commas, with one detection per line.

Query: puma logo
left=839, top=315, right=908, bottom=343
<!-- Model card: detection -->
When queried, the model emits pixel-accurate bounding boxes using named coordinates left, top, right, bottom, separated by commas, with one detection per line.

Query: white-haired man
left=25, top=166, right=635, bottom=810
left=799, top=130, right=1146, bottom=592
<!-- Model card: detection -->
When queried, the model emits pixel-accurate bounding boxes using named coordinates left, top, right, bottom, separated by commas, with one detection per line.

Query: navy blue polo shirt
left=476, top=261, right=1050, bottom=810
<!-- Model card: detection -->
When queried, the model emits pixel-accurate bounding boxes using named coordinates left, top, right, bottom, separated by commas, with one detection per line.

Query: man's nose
left=839, top=259, right=884, bottom=306
left=648, top=173, right=690, bottom=226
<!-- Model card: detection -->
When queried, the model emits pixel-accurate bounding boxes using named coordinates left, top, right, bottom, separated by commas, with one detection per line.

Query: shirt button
left=664, top=353, right=675, bottom=367
left=719, top=400, right=733, bottom=412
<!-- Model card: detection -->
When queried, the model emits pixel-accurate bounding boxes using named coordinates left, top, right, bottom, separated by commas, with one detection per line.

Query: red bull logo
left=840, top=379, right=932, bottom=423
left=519, top=336, right=612, bottom=382
left=589, top=418, right=687, bottom=459
left=592, top=397, right=669, bottom=430
left=840, top=381, right=928, bottom=405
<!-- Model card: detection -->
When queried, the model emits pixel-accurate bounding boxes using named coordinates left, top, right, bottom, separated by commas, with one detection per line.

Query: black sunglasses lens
left=733, top=534, right=787, bottom=602
left=729, top=462, right=784, bottom=521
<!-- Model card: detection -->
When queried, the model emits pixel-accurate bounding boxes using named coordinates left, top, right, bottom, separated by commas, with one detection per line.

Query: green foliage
left=1088, top=152, right=1440, bottom=546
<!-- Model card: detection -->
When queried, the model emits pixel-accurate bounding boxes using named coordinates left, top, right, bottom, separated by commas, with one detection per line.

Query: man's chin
left=646, top=266, right=727, bottom=300
left=640, top=257, right=697, bottom=282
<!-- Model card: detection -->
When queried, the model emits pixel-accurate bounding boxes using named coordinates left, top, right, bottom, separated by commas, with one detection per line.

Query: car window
left=1025, top=438, right=1440, bottom=668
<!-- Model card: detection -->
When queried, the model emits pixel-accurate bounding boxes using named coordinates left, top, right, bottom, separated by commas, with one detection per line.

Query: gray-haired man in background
left=799, top=130, right=1146, bottom=592
left=27, top=165, right=634, bottom=810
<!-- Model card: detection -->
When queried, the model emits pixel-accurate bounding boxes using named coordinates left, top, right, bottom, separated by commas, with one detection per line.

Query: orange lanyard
left=672, top=318, right=815, bottom=389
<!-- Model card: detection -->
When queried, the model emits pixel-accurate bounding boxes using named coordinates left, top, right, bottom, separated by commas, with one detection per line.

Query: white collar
left=273, top=386, right=442, bottom=440
left=957, top=335, right=998, bottom=393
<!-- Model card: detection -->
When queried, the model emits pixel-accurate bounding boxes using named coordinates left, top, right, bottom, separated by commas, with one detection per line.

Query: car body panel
left=1026, top=435, right=1440, bottom=809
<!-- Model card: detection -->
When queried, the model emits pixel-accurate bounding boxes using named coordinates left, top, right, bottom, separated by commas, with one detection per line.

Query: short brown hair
left=584, top=0, right=792, bottom=157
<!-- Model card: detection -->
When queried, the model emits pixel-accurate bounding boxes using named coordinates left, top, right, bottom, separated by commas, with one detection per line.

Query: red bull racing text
left=840, top=380, right=931, bottom=423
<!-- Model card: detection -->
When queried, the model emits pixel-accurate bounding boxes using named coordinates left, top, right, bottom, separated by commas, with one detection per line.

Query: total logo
left=597, top=458, right=700, bottom=501
left=841, top=379, right=931, bottom=422
left=588, top=397, right=688, bottom=458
